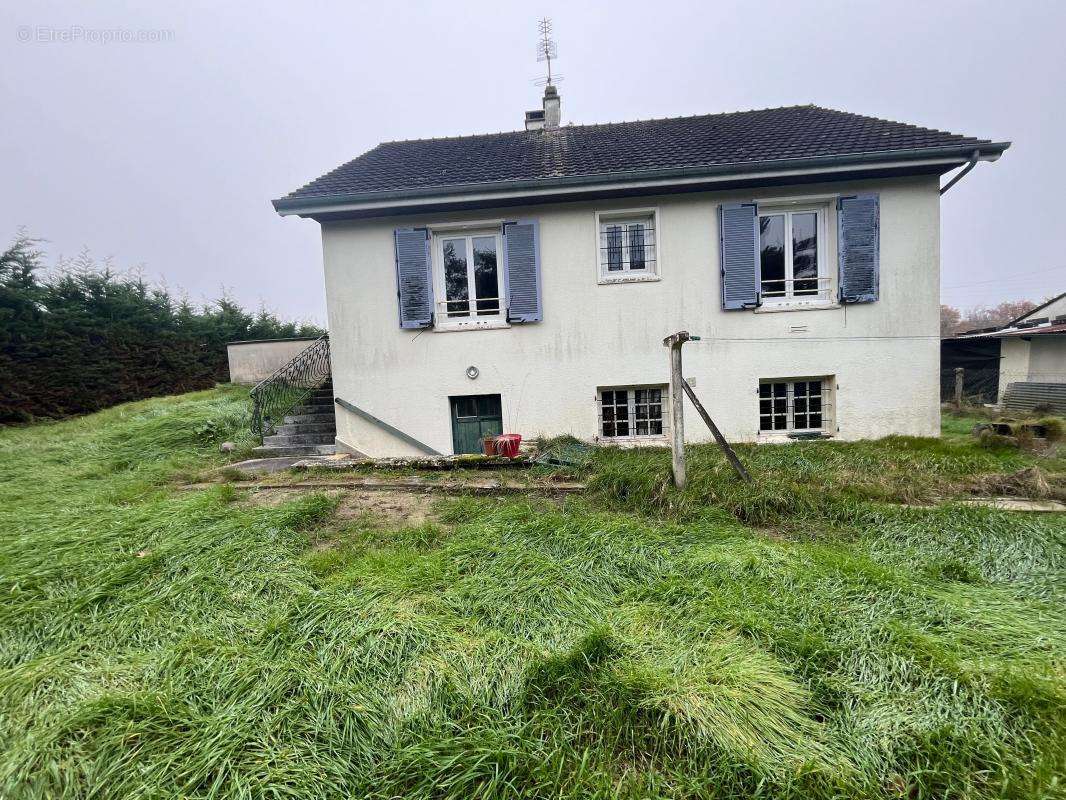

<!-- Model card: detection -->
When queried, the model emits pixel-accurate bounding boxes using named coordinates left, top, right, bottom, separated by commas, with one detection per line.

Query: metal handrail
left=250, top=333, right=331, bottom=441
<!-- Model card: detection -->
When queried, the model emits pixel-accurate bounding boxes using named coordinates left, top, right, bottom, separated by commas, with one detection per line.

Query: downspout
left=939, top=150, right=981, bottom=195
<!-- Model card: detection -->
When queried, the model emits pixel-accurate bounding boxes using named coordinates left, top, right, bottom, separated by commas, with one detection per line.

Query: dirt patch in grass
left=333, top=489, right=439, bottom=528
left=243, top=486, right=440, bottom=529
left=241, top=486, right=325, bottom=507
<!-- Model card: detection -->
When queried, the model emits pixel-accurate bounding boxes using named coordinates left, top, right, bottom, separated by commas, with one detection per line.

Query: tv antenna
left=534, top=18, right=562, bottom=87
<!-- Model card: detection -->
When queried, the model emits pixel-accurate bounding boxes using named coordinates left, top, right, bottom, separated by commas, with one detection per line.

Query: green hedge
left=0, top=234, right=323, bottom=423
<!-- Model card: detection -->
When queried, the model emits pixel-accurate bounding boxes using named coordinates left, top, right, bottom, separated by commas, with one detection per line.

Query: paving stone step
left=273, top=421, right=336, bottom=435
left=252, top=443, right=337, bottom=458
left=298, top=394, right=334, bottom=405
left=263, top=432, right=336, bottom=447
left=281, top=416, right=334, bottom=428
left=289, top=401, right=335, bottom=415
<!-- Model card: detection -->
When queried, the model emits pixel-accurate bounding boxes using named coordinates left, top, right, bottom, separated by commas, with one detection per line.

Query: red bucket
left=494, top=434, right=522, bottom=459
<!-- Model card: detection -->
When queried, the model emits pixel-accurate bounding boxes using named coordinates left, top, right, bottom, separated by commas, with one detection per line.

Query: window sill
left=595, top=435, right=668, bottom=447
left=598, top=273, right=661, bottom=286
left=433, top=318, right=510, bottom=333
left=754, top=301, right=840, bottom=314
left=756, top=431, right=831, bottom=443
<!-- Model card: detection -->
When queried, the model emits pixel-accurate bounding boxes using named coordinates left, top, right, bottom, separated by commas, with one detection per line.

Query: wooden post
left=954, top=367, right=965, bottom=409
left=663, top=331, right=690, bottom=488
left=682, top=379, right=752, bottom=483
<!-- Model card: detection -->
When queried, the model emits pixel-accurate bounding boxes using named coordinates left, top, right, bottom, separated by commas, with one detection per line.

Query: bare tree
left=941, top=299, right=1045, bottom=337
left=959, top=300, right=1039, bottom=331
left=940, top=304, right=962, bottom=337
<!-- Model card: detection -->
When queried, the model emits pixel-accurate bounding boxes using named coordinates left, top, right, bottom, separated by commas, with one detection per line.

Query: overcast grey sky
left=3, top=0, right=1064, bottom=324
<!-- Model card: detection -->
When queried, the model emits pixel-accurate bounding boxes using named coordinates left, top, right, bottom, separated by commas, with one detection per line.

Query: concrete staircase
left=252, top=383, right=337, bottom=457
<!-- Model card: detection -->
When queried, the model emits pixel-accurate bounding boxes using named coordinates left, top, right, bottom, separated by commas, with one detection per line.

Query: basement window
left=596, top=210, right=659, bottom=283
left=598, top=386, right=666, bottom=439
left=758, top=378, right=831, bottom=435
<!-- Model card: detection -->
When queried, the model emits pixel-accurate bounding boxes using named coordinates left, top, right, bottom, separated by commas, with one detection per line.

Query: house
left=945, top=293, right=1066, bottom=411
left=271, top=91, right=1008, bottom=457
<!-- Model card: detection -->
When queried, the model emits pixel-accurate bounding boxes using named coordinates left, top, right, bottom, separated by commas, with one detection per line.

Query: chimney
left=542, top=84, right=561, bottom=128
left=524, top=85, right=561, bottom=131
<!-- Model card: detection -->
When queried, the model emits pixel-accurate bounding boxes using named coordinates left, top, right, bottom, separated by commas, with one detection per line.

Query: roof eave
left=272, top=141, right=1010, bottom=217
left=1006, top=291, right=1066, bottom=326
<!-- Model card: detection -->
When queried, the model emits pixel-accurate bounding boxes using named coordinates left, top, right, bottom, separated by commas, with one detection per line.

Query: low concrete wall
left=226, top=338, right=320, bottom=385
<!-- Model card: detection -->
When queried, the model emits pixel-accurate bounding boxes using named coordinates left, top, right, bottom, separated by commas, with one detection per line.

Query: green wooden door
left=450, top=394, right=503, bottom=454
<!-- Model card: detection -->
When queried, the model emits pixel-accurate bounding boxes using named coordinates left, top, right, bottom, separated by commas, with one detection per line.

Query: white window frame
left=595, top=208, right=661, bottom=284
left=757, top=377, right=834, bottom=439
left=756, top=202, right=832, bottom=308
left=596, top=384, right=669, bottom=443
left=430, top=226, right=509, bottom=331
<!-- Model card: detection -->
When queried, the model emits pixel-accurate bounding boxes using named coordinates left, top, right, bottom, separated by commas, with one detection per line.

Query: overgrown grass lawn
left=1, top=389, right=1063, bottom=799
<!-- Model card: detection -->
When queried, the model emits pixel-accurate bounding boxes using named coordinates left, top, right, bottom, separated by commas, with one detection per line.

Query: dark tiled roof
left=276, top=105, right=1005, bottom=207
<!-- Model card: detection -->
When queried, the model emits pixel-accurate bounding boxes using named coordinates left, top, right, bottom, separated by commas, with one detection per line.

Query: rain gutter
left=274, top=142, right=1010, bottom=218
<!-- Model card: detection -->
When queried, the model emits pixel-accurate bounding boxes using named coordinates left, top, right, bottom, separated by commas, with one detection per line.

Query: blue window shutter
left=719, top=203, right=760, bottom=310
left=394, top=227, right=432, bottom=328
left=503, top=219, right=542, bottom=322
left=837, top=194, right=880, bottom=304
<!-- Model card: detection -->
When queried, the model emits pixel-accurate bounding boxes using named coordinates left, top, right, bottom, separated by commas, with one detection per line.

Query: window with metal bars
left=599, top=386, right=666, bottom=439
left=598, top=213, right=657, bottom=279
left=758, top=379, right=830, bottom=434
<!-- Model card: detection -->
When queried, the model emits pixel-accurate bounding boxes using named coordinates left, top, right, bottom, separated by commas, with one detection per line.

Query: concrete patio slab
left=226, top=457, right=303, bottom=475
left=957, top=497, right=1066, bottom=512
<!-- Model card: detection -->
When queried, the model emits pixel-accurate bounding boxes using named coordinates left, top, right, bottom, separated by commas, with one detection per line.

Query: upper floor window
left=597, top=210, right=659, bottom=283
left=433, top=229, right=504, bottom=327
left=758, top=207, right=828, bottom=304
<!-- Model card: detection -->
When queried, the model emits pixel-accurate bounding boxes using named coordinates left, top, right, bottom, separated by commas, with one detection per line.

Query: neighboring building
left=946, top=292, right=1066, bottom=410
left=273, top=92, right=1008, bottom=457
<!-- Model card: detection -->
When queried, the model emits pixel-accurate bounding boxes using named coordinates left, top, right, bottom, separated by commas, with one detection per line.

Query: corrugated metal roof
left=954, top=322, right=1066, bottom=340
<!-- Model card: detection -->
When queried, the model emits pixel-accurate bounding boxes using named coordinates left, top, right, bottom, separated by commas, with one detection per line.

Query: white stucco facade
left=998, top=338, right=1032, bottom=401
left=318, top=175, right=942, bottom=457
left=1028, top=337, right=1066, bottom=379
